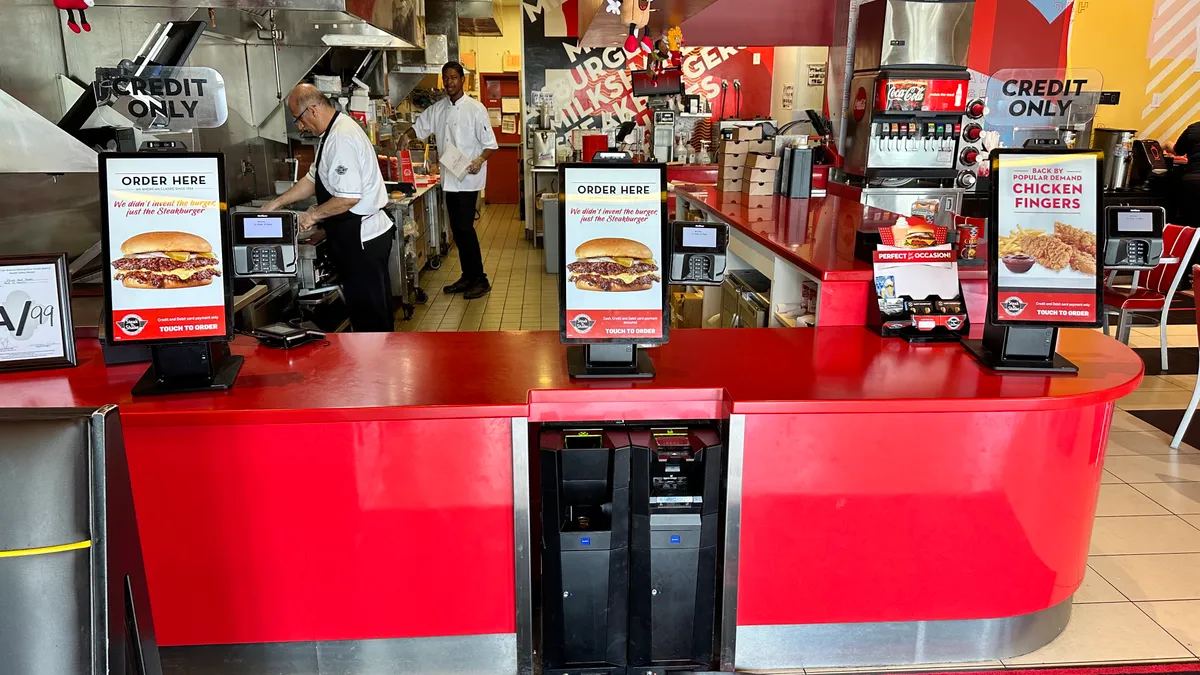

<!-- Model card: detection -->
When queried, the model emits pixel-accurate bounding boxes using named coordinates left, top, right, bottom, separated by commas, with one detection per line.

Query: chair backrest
left=1144, top=224, right=1200, bottom=293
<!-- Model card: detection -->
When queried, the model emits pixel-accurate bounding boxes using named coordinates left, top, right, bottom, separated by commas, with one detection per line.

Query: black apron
left=314, top=112, right=364, bottom=260
left=314, top=112, right=394, bottom=331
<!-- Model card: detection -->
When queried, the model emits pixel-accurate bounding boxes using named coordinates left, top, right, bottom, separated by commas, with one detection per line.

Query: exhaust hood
left=458, top=0, right=502, bottom=37
left=0, top=88, right=98, bottom=174
left=98, top=0, right=426, bottom=50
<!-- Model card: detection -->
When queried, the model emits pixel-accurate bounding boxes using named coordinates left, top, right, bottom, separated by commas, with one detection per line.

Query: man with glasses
left=264, top=83, right=395, bottom=331
left=399, top=61, right=498, bottom=300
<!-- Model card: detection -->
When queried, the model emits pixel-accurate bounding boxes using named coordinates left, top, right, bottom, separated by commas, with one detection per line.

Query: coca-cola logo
left=887, top=82, right=927, bottom=103
left=853, top=87, right=867, bottom=121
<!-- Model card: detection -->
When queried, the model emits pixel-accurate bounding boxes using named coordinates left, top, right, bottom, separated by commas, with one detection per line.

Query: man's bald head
left=287, top=83, right=335, bottom=135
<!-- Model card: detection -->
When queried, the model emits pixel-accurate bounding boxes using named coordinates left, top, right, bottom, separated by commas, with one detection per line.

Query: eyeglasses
left=292, top=105, right=312, bottom=125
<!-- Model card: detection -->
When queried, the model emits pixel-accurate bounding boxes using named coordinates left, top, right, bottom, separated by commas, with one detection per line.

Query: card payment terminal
left=669, top=221, right=728, bottom=285
left=1104, top=206, right=1164, bottom=270
left=232, top=211, right=298, bottom=277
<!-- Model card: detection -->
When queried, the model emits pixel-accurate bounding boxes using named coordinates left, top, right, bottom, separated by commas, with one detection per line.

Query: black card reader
left=1104, top=206, right=1164, bottom=270
left=669, top=221, right=728, bottom=286
left=232, top=211, right=298, bottom=277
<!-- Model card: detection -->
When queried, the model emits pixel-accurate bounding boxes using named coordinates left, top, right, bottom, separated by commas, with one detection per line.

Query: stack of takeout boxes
left=717, top=126, right=780, bottom=220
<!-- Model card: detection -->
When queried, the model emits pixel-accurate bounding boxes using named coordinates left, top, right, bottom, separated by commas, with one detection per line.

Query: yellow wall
left=459, top=5, right=524, bottom=76
left=1068, top=0, right=1198, bottom=144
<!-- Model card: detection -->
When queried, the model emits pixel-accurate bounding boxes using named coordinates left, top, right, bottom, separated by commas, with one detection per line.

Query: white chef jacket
left=411, top=93, right=499, bottom=193
left=307, top=113, right=393, bottom=243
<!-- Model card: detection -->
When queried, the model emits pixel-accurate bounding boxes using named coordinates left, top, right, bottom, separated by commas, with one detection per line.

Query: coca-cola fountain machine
left=843, top=0, right=982, bottom=239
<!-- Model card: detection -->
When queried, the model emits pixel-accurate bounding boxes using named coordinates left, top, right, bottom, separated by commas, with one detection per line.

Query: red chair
left=1174, top=264, right=1200, bottom=448
left=1103, top=223, right=1200, bottom=370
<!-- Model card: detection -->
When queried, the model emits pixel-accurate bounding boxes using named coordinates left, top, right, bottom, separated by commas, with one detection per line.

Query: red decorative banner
left=873, top=249, right=959, bottom=263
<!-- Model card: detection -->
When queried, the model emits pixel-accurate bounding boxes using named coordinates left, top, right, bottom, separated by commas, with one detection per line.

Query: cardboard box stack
left=717, top=127, right=779, bottom=218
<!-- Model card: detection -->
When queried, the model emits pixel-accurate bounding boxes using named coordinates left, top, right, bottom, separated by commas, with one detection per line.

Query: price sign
left=0, top=254, right=76, bottom=373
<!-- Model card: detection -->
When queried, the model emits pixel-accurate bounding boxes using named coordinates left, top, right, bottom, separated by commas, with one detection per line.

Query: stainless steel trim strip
left=719, top=413, right=746, bottom=671
left=734, top=598, right=1073, bottom=671
left=511, top=417, right=534, bottom=675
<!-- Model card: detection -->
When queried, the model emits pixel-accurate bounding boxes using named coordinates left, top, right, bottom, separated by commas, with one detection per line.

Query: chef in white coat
left=400, top=61, right=499, bottom=300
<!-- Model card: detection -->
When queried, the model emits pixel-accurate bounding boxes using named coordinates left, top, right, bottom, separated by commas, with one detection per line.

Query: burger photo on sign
left=567, top=238, right=661, bottom=292
left=111, top=231, right=222, bottom=289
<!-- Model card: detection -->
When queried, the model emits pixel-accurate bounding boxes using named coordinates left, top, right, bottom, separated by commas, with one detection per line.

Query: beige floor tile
left=1090, top=554, right=1200, bottom=601
left=1001, top=602, right=1191, bottom=665
left=1138, top=601, right=1200, bottom=656
left=1134, top=482, right=1200, bottom=515
left=1105, top=454, right=1200, bottom=483
left=1102, top=470, right=1124, bottom=484
left=1186, top=514, right=1200, bottom=530
left=1075, top=565, right=1127, bottom=603
left=1090, top=515, right=1200, bottom=555
left=1129, top=334, right=1163, bottom=349
left=1166, top=374, right=1200, bottom=391
left=1118, top=389, right=1199, bottom=411
left=1096, top=484, right=1172, bottom=516
left=1107, top=431, right=1199, bottom=456
left=1112, top=409, right=1161, bottom=432
left=1137, top=376, right=1189, bottom=391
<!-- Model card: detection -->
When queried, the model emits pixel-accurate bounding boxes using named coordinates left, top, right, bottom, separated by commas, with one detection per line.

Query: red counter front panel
left=124, top=417, right=515, bottom=646
left=737, top=404, right=1112, bottom=626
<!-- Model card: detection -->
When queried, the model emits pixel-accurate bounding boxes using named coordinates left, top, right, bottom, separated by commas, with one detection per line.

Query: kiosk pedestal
left=132, top=342, right=244, bottom=396
left=963, top=324, right=1078, bottom=373
left=567, top=344, right=655, bottom=379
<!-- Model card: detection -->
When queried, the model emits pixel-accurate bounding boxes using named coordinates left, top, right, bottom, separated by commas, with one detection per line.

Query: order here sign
left=559, top=164, right=669, bottom=344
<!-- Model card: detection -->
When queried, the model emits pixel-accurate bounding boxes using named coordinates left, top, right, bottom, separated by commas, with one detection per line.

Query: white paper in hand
left=440, top=143, right=472, bottom=179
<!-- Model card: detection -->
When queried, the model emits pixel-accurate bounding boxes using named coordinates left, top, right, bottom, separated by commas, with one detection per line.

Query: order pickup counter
left=0, top=326, right=1141, bottom=673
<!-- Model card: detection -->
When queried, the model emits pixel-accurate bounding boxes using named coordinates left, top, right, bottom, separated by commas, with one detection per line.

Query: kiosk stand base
left=132, top=342, right=244, bottom=396
left=963, top=324, right=1078, bottom=373
left=567, top=344, right=655, bottom=379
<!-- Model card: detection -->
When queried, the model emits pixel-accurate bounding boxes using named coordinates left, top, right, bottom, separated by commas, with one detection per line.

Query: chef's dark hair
left=442, top=61, right=466, bottom=78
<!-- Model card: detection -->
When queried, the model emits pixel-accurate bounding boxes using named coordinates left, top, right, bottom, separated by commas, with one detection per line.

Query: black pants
left=334, top=227, right=395, bottom=332
left=445, top=190, right=486, bottom=281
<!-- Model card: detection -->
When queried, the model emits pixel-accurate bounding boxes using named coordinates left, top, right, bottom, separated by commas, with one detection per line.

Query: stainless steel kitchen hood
left=97, top=0, right=426, bottom=50
left=0, top=88, right=98, bottom=174
left=458, top=0, right=501, bottom=37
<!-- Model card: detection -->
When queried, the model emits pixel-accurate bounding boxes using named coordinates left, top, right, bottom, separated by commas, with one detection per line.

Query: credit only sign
left=94, top=66, right=228, bottom=131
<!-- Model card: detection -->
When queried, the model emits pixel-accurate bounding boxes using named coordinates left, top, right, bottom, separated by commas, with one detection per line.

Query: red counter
left=675, top=186, right=990, bottom=327
left=0, top=328, right=1141, bottom=671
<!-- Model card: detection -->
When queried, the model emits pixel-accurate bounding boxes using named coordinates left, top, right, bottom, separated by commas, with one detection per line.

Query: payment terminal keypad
left=250, top=246, right=283, bottom=274
left=686, top=256, right=713, bottom=282
left=1125, top=240, right=1148, bottom=266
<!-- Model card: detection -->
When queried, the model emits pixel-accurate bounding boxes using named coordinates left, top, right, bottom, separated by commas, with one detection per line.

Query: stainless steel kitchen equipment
left=1094, top=128, right=1137, bottom=191
left=854, top=0, right=976, bottom=72
left=651, top=110, right=676, bottom=163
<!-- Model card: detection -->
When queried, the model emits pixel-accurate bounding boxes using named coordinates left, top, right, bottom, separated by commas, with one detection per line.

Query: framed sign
left=100, top=152, right=234, bottom=345
left=0, top=253, right=76, bottom=373
left=988, top=148, right=1105, bottom=327
left=558, top=163, right=670, bottom=345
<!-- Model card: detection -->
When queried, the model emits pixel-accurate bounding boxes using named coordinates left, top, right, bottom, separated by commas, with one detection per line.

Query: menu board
left=101, top=153, right=232, bottom=343
left=990, top=150, right=1103, bottom=326
left=559, top=164, right=669, bottom=344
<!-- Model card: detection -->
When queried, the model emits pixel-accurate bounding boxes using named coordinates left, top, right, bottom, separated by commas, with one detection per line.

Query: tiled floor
left=398, top=203, right=558, bottom=332
left=402, top=211, right=1200, bottom=670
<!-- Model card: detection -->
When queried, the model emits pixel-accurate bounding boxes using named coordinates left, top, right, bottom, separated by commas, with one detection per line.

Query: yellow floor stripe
left=0, top=540, right=91, bottom=559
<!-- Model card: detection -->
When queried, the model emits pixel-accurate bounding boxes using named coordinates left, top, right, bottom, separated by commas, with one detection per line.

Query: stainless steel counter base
left=734, top=597, right=1072, bottom=671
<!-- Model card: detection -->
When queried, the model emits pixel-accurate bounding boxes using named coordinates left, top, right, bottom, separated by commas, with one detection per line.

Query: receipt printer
left=669, top=221, right=727, bottom=286
left=232, top=211, right=298, bottom=277
left=1104, top=205, right=1164, bottom=270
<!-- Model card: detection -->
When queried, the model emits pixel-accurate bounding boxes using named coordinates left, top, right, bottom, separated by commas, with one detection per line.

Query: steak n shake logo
left=117, top=314, right=148, bottom=336
left=1001, top=296, right=1028, bottom=316
left=570, top=314, right=596, bottom=334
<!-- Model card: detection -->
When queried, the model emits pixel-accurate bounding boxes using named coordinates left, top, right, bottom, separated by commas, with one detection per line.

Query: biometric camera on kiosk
left=538, top=424, right=724, bottom=675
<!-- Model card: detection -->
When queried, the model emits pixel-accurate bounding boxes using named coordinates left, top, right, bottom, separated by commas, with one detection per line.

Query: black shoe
left=463, top=278, right=491, bottom=300
left=443, top=277, right=472, bottom=294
